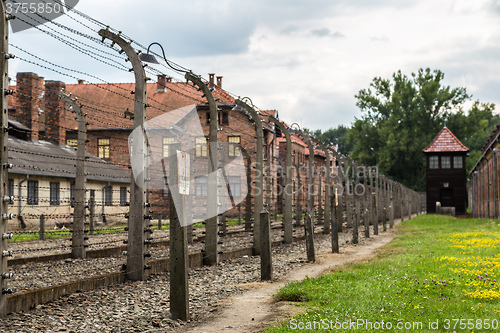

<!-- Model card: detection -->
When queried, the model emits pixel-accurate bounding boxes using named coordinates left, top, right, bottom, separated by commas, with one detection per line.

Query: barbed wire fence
left=0, top=0, right=425, bottom=319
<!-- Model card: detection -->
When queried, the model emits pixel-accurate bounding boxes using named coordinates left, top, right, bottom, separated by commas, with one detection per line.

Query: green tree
left=304, top=125, right=354, bottom=155
left=447, top=101, right=499, bottom=174
left=349, top=68, right=472, bottom=191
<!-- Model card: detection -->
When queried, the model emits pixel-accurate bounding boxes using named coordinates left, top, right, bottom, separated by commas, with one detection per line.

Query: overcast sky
left=8, top=0, right=500, bottom=131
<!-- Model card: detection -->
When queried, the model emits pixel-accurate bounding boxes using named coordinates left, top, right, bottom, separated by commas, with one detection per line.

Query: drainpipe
left=18, top=175, right=29, bottom=217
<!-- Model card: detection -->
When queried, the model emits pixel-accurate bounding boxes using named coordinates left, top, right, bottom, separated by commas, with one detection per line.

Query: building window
left=206, top=112, right=229, bottom=125
left=70, top=182, right=75, bottom=207
left=228, top=136, right=241, bottom=157
left=219, top=111, right=229, bottom=125
left=120, top=187, right=127, bottom=206
left=441, top=156, right=451, bottom=169
left=104, top=185, right=113, bottom=206
left=8, top=179, right=13, bottom=205
left=228, top=176, right=241, bottom=198
left=453, top=156, right=463, bottom=169
left=98, top=138, right=110, bottom=159
left=162, top=137, right=174, bottom=158
left=195, top=137, right=208, bottom=157
left=50, top=182, right=60, bottom=206
left=429, top=156, right=439, bottom=169
left=67, top=139, right=78, bottom=149
left=90, top=190, right=95, bottom=199
left=27, top=180, right=38, bottom=205
left=195, top=176, right=208, bottom=197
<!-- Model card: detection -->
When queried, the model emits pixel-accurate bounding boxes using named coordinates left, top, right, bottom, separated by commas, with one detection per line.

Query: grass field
left=8, top=216, right=246, bottom=243
left=268, top=215, right=500, bottom=332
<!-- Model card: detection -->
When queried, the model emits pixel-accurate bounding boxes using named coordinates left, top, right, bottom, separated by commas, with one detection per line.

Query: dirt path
left=184, top=234, right=395, bottom=333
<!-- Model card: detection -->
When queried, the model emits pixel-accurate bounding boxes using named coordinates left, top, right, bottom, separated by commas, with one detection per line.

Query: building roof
left=9, top=77, right=236, bottom=131
left=481, top=123, right=500, bottom=153
left=8, top=136, right=130, bottom=183
left=422, top=127, right=469, bottom=153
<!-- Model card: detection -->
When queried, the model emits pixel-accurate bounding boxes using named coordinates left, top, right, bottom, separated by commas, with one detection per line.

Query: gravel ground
left=0, top=220, right=395, bottom=332
left=8, top=223, right=308, bottom=293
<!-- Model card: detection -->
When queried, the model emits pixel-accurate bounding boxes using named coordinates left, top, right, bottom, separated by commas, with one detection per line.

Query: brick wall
left=44, top=80, right=66, bottom=145
left=14, top=72, right=44, bottom=141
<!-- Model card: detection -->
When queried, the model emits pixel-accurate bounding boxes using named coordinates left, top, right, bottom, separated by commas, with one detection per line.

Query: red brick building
left=9, top=72, right=282, bottom=217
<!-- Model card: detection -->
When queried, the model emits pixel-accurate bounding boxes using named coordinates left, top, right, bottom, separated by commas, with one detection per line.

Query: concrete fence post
left=372, top=193, right=378, bottom=235
left=337, top=182, right=344, bottom=233
left=58, top=90, right=87, bottom=259
left=236, top=100, right=264, bottom=256
left=400, top=186, right=405, bottom=222
left=0, top=3, right=10, bottom=316
left=260, top=210, right=272, bottom=281
left=304, top=212, right=315, bottom=262
left=364, top=201, right=370, bottom=238
left=353, top=203, right=359, bottom=244
left=169, top=142, right=189, bottom=321
left=39, top=214, right=45, bottom=241
left=99, top=28, right=149, bottom=281
left=240, top=147, right=253, bottom=232
left=331, top=191, right=339, bottom=253
left=89, top=197, right=95, bottom=236
left=390, top=196, right=394, bottom=228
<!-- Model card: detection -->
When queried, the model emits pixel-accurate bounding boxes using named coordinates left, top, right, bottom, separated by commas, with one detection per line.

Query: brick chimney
left=16, top=72, right=44, bottom=141
left=208, top=73, right=215, bottom=88
left=157, top=74, right=167, bottom=93
left=44, top=80, right=66, bottom=146
left=216, top=76, right=222, bottom=88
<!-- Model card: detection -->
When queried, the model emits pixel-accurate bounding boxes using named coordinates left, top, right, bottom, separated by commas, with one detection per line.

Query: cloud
left=311, top=28, right=345, bottom=38
left=483, top=0, right=500, bottom=15
left=369, top=35, right=389, bottom=42
left=280, top=25, right=300, bottom=35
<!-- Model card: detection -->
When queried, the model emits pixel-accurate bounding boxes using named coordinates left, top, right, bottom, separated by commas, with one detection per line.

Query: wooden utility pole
left=59, top=91, right=87, bottom=259
left=99, top=29, right=150, bottom=281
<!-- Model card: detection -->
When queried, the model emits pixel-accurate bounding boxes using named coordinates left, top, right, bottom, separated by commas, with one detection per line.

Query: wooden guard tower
left=423, top=127, right=469, bottom=215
